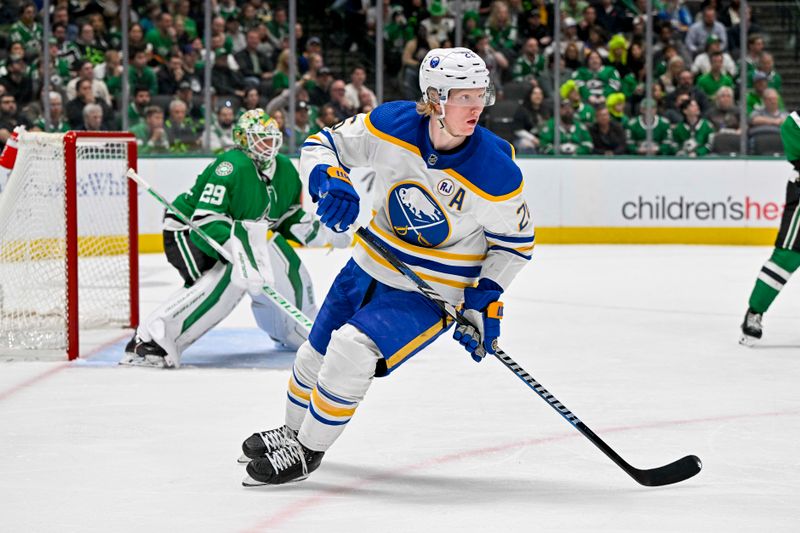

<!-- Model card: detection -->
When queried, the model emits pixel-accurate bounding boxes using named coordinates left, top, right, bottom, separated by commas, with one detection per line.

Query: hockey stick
left=355, top=227, right=702, bottom=487
left=126, top=168, right=313, bottom=333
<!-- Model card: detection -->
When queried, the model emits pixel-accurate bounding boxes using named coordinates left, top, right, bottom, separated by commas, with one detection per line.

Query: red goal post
left=0, top=131, right=139, bottom=361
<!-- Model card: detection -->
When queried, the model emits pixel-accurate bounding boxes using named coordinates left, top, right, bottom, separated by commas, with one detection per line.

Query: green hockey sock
left=748, top=248, right=800, bottom=314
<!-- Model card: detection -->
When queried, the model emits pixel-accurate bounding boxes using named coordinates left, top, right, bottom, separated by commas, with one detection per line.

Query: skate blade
left=119, top=354, right=166, bottom=368
left=241, top=473, right=310, bottom=487
left=237, top=454, right=250, bottom=464
left=739, top=334, right=759, bottom=346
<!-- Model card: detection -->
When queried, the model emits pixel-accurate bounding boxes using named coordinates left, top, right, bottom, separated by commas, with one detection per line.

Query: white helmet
left=418, top=47, right=495, bottom=110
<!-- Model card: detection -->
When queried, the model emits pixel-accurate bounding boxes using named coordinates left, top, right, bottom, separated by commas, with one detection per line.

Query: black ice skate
left=242, top=439, right=324, bottom=486
left=237, top=425, right=298, bottom=464
left=119, top=334, right=170, bottom=367
left=739, top=308, right=763, bottom=346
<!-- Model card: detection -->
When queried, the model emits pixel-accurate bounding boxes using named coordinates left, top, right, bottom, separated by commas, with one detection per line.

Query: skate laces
left=266, top=439, right=309, bottom=478
left=747, top=312, right=762, bottom=329
left=259, top=426, right=291, bottom=450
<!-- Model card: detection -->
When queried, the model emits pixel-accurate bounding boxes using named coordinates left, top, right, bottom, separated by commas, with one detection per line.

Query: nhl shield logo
left=387, top=183, right=450, bottom=247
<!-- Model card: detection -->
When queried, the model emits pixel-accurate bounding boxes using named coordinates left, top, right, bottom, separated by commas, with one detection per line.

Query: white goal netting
left=0, top=132, right=135, bottom=357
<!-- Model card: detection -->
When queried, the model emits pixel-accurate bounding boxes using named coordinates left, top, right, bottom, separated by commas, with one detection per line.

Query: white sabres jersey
left=300, top=100, right=535, bottom=304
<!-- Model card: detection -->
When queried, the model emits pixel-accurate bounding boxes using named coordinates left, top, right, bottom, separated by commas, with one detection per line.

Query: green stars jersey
left=9, top=20, right=43, bottom=55
left=672, top=118, right=715, bottom=157
left=572, top=66, right=622, bottom=102
left=539, top=118, right=594, bottom=155
left=781, top=112, right=800, bottom=163
left=625, top=115, right=676, bottom=155
left=172, top=150, right=316, bottom=259
left=512, top=54, right=546, bottom=82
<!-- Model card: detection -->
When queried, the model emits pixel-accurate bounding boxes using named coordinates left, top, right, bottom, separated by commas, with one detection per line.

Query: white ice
left=1, top=245, right=799, bottom=532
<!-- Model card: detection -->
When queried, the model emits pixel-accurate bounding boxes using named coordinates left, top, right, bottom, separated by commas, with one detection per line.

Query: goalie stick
left=126, top=168, right=313, bottom=334
left=355, top=227, right=702, bottom=487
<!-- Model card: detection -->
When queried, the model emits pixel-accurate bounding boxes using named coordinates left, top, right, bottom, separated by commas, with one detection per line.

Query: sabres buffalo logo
left=387, top=183, right=450, bottom=247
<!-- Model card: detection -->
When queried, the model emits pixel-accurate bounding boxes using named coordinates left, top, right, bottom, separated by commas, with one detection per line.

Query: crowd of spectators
left=0, top=0, right=789, bottom=157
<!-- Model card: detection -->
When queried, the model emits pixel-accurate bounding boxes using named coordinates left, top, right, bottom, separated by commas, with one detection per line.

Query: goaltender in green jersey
left=122, top=109, right=349, bottom=368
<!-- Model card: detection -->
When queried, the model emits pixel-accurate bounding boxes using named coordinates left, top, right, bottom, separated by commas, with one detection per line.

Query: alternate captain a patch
left=387, top=182, right=450, bottom=247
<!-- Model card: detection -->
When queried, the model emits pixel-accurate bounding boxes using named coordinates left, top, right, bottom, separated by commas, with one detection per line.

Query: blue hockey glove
left=453, top=279, right=504, bottom=362
left=308, top=164, right=360, bottom=233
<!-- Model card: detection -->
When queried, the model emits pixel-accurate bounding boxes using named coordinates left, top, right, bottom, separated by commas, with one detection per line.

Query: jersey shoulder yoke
left=365, top=100, right=422, bottom=155
left=449, top=127, right=522, bottom=200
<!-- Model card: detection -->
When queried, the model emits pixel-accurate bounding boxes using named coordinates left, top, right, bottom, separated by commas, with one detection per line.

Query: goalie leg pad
left=297, top=324, right=381, bottom=452
left=251, top=233, right=318, bottom=350
left=134, top=262, right=246, bottom=367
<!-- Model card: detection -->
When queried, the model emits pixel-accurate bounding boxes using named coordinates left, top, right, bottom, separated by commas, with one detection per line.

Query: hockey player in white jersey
left=240, top=48, right=535, bottom=485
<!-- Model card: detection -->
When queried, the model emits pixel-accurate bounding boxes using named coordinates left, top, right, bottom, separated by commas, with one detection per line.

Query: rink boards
left=135, top=156, right=792, bottom=252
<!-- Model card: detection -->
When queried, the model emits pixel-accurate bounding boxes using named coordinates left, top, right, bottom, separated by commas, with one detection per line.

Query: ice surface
left=1, top=245, right=799, bottom=532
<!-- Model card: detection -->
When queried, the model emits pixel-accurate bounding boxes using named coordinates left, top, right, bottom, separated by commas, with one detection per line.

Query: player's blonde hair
left=416, top=87, right=439, bottom=116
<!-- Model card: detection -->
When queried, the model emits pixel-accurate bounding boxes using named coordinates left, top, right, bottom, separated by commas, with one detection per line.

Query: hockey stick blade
left=578, top=423, right=702, bottom=486
left=355, top=227, right=702, bottom=487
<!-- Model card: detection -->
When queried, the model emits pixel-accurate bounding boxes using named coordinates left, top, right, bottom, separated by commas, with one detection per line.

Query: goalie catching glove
left=229, top=220, right=274, bottom=297
left=453, top=279, right=504, bottom=362
left=308, top=164, right=360, bottom=232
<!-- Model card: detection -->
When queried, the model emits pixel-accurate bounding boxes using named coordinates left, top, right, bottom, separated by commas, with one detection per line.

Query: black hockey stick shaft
left=355, top=227, right=701, bottom=487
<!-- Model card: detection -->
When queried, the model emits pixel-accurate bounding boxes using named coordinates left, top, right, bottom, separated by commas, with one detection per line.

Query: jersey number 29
left=200, top=184, right=226, bottom=206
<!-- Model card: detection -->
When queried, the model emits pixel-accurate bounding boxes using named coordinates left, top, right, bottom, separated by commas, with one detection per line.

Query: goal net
left=0, top=131, right=138, bottom=360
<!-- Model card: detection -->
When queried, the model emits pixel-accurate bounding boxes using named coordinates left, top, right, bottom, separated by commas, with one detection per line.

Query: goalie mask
left=233, top=108, right=283, bottom=179
left=419, top=47, right=495, bottom=117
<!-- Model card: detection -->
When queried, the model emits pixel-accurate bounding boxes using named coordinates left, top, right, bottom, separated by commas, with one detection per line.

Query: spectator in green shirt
left=695, top=52, right=733, bottom=98
left=131, top=106, right=170, bottom=154
left=129, top=48, right=158, bottom=95
left=146, top=12, right=176, bottom=62
left=32, top=92, right=70, bottom=133
left=128, top=87, right=152, bottom=127
left=8, top=2, right=42, bottom=57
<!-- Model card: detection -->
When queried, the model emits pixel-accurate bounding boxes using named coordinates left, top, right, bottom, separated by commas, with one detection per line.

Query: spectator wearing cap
left=146, top=12, right=177, bottom=62
left=695, top=52, right=734, bottom=98
left=545, top=16, right=582, bottom=60
left=748, top=52, right=782, bottom=91
left=561, top=80, right=595, bottom=124
left=539, top=99, right=594, bottom=155
left=0, top=57, right=34, bottom=106
left=165, top=99, right=200, bottom=152
left=685, top=5, right=727, bottom=57
left=298, top=36, right=323, bottom=75
left=131, top=106, right=170, bottom=154
left=9, top=2, right=42, bottom=58
left=672, top=98, right=715, bottom=157
left=209, top=103, right=236, bottom=153
left=211, top=48, right=245, bottom=98
left=309, top=66, right=334, bottom=107
left=180, top=48, right=203, bottom=93
left=589, top=106, right=626, bottom=155
left=422, top=1, right=455, bottom=48
left=653, top=23, right=692, bottom=68
left=518, top=8, right=552, bottom=48
left=691, top=35, right=737, bottom=78
left=235, top=28, right=274, bottom=91
left=746, top=71, right=784, bottom=115
left=293, top=100, right=320, bottom=147
left=32, top=92, right=70, bottom=133
left=66, top=60, right=112, bottom=106
left=175, top=81, right=205, bottom=123
left=344, top=65, right=377, bottom=113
